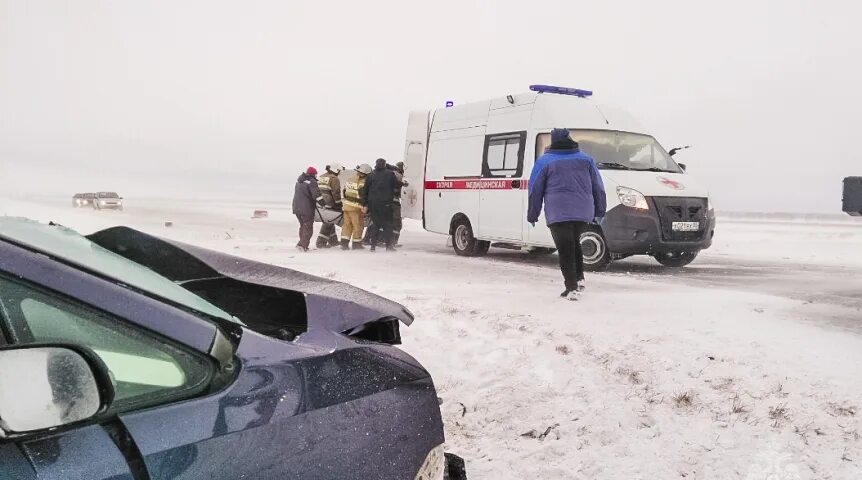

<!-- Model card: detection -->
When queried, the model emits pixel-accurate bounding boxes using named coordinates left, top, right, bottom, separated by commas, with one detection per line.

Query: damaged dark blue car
left=0, top=218, right=465, bottom=480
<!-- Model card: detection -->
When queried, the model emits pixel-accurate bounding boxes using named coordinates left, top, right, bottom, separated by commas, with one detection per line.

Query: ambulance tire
left=581, top=225, right=611, bottom=272
left=451, top=217, right=489, bottom=257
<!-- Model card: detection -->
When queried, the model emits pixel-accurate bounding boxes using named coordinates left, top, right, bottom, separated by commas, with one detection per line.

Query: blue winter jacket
left=527, top=148, right=607, bottom=225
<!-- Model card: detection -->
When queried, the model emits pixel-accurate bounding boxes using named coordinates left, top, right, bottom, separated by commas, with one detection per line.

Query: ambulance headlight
left=413, top=444, right=445, bottom=480
left=617, top=187, right=649, bottom=211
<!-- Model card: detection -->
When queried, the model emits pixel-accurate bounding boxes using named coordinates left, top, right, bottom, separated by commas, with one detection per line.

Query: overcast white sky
left=1, top=0, right=860, bottom=212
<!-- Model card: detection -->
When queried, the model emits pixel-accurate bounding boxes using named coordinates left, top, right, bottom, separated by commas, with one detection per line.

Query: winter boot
left=315, top=236, right=330, bottom=249
left=352, top=241, right=364, bottom=250
left=391, top=233, right=401, bottom=247
left=385, top=245, right=396, bottom=252
left=329, top=236, right=340, bottom=248
left=340, top=239, right=350, bottom=250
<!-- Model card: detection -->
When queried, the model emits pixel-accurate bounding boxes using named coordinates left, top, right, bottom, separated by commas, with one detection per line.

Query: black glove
left=334, top=203, right=343, bottom=212
left=317, top=199, right=326, bottom=207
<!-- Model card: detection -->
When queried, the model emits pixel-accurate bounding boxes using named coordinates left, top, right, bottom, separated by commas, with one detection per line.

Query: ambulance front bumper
left=602, top=200, right=715, bottom=255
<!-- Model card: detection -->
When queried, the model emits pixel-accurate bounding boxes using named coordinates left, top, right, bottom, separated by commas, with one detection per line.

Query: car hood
left=86, top=227, right=414, bottom=337
left=600, top=170, right=710, bottom=198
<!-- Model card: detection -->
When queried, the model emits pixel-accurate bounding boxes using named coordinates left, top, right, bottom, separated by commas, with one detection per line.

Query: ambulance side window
left=482, top=132, right=526, bottom=178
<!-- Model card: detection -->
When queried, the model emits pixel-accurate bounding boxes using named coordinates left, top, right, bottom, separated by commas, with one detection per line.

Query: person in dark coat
left=528, top=129, right=606, bottom=299
left=391, top=161, right=409, bottom=247
left=360, top=158, right=401, bottom=251
left=292, top=166, right=325, bottom=252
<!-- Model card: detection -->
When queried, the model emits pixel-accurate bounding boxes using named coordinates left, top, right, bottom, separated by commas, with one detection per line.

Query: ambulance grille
left=651, top=197, right=708, bottom=242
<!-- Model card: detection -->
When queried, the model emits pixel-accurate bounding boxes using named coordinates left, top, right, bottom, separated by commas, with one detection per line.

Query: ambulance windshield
left=536, top=130, right=683, bottom=174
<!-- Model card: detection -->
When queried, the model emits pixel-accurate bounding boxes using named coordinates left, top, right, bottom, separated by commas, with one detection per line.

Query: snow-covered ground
left=2, top=196, right=861, bottom=479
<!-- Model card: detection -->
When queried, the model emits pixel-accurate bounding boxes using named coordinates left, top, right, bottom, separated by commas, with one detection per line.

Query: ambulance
left=400, top=85, right=716, bottom=270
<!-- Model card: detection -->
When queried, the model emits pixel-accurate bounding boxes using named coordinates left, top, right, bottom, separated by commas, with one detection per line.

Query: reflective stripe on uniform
left=343, top=175, right=365, bottom=209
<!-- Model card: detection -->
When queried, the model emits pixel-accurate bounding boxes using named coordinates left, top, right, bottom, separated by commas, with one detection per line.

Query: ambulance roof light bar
left=529, top=84, right=593, bottom=98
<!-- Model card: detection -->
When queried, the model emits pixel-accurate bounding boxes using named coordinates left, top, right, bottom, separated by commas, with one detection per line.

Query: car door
left=477, top=131, right=527, bottom=241
left=0, top=274, right=217, bottom=480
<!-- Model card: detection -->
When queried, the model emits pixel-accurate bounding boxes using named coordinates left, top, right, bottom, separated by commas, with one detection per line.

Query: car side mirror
left=0, top=345, right=112, bottom=435
left=678, top=163, right=687, bottom=172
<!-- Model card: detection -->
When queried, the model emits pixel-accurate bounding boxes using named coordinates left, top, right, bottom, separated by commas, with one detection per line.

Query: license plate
left=672, top=221, right=700, bottom=232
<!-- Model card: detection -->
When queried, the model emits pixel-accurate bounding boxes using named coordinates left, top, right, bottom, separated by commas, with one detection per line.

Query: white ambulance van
left=400, top=85, right=715, bottom=270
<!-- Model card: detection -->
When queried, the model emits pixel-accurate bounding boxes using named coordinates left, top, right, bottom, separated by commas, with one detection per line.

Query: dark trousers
left=549, top=221, right=587, bottom=291
left=392, top=203, right=402, bottom=243
left=363, top=219, right=375, bottom=244
left=316, top=222, right=339, bottom=247
left=296, top=214, right=314, bottom=249
left=368, top=204, right=394, bottom=247
left=392, top=203, right=402, bottom=233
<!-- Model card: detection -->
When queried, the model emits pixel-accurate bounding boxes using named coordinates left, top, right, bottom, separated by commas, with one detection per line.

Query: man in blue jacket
left=528, top=128, right=606, bottom=300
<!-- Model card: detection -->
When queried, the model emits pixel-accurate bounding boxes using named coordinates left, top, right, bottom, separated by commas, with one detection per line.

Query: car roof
left=0, top=217, right=236, bottom=323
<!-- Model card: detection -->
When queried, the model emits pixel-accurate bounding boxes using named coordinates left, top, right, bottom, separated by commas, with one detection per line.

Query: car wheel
left=452, top=217, right=489, bottom=257
left=581, top=225, right=611, bottom=271
left=654, top=251, right=699, bottom=268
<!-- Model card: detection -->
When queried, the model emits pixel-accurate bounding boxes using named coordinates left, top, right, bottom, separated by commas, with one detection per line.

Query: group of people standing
left=292, top=129, right=604, bottom=300
left=292, top=158, right=407, bottom=253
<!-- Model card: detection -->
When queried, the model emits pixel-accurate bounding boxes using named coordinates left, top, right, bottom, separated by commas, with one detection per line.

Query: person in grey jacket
left=292, top=166, right=325, bottom=251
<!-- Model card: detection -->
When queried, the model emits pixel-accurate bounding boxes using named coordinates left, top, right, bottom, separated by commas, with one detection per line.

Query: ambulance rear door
left=402, top=110, right=431, bottom=220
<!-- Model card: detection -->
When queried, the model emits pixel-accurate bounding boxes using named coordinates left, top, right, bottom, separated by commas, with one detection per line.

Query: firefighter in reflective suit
left=340, top=163, right=372, bottom=250
left=315, top=163, right=345, bottom=249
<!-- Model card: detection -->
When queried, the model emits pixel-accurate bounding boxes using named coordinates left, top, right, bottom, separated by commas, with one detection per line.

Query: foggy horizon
left=2, top=0, right=860, bottom=213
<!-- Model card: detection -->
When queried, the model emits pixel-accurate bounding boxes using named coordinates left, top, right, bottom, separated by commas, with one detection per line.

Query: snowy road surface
left=3, top=196, right=861, bottom=479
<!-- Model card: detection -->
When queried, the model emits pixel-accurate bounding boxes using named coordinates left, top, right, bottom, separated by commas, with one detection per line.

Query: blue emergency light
left=445, top=101, right=454, bottom=108
left=529, top=84, right=593, bottom=98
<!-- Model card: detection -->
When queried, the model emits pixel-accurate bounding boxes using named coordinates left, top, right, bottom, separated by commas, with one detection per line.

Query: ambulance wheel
left=452, top=217, right=488, bottom=257
left=581, top=225, right=611, bottom=271
left=653, top=251, right=699, bottom=268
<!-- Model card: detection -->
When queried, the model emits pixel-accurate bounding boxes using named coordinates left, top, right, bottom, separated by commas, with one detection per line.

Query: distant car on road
left=94, top=191, right=124, bottom=210
left=72, top=192, right=96, bottom=208
left=0, top=218, right=461, bottom=480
